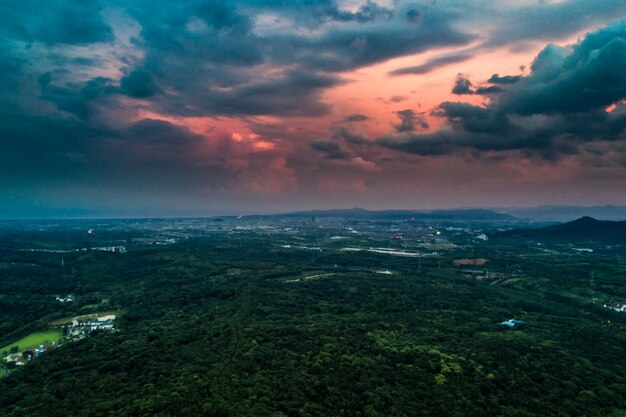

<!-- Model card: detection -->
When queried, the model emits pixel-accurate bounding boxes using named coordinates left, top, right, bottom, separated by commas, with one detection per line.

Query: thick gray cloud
left=1, top=0, right=113, bottom=45
left=38, top=74, right=117, bottom=120
left=184, top=70, right=345, bottom=117
left=474, top=85, right=503, bottom=95
left=310, top=139, right=351, bottom=160
left=345, top=114, right=369, bottom=122
left=242, top=0, right=393, bottom=25
left=279, top=7, right=474, bottom=73
left=379, top=21, right=626, bottom=158
left=100, top=0, right=474, bottom=119
left=389, top=95, right=408, bottom=103
left=500, top=24, right=626, bottom=115
left=119, top=70, right=161, bottom=99
left=484, top=0, right=625, bottom=47
left=390, top=53, right=472, bottom=76
left=332, top=127, right=370, bottom=145
left=487, top=74, right=521, bottom=85
left=13, top=0, right=615, bottom=129
left=391, top=0, right=624, bottom=79
left=406, top=9, right=421, bottom=24
left=106, top=1, right=471, bottom=118
left=451, top=74, right=474, bottom=95
left=1, top=1, right=625, bottom=215
left=331, top=0, right=394, bottom=23
left=394, top=109, right=429, bottom=133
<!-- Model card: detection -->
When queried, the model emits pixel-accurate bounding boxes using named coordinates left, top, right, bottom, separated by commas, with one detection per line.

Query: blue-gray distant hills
left=494, top=216, right=626, bottom=243
left=498, top=205, right=626, bottom=221
left=243, top=208, right=517, bottom=222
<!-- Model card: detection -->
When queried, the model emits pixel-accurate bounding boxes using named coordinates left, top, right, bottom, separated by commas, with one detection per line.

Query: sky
left=1, top=0, right=625, bottom=218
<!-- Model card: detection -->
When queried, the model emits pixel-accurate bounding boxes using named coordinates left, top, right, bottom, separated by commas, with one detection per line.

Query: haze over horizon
left=2, top=1, right=626, bottom=218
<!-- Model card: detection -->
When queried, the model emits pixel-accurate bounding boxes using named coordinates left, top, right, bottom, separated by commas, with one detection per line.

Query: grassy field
left=0, top=329, right=63, bottom=355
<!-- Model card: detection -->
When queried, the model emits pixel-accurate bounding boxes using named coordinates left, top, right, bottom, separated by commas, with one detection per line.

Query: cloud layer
left=378, top=21, right=626, bottom=159
left=1, top=0, right=625, bottom=216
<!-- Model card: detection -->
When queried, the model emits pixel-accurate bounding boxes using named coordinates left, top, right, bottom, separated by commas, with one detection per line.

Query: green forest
left=0, top=229, right=625, bottom=416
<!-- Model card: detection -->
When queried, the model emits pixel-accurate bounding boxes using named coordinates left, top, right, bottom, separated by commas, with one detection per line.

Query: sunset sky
left=1, top=0, right=625, bottom=217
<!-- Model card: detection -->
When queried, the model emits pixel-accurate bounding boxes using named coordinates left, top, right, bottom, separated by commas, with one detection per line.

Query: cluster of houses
left=34, top=344, right=46, bottom=357
left=92, top=246, right=127, bottom=253
left=21, top=246, right=126, bottom=254
left=55, top=294, right=75, bottom=303
left=3, top=353, right=29, bottom=366
left=2, top=314, right=116, bottom=370
left=3, top=343, right=54, bottom=366
left=604, top=303, right=626, bottom=313
left=500, top=319, right=525, bottom=328
left=64, top=315, right=116, bottom=340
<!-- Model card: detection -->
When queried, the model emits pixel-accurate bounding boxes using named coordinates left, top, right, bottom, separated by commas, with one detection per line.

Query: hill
left=501, top=205, right=626, bottom=222
left=494, top=216, right=626, bottom=243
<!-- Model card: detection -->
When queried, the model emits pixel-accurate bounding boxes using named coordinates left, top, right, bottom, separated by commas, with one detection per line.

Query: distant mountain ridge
left=242, top=208, right=517, bottom=222
left=495, top=216, right=626, bottom=243
left=498, top=205, right=626, bottom=221
left=239, top=205, right=626, bottom=223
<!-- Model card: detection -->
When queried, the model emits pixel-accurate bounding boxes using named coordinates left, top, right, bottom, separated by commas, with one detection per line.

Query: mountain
left=500, top=205, right=626, bottom=222
left=242, top=208, right=517, bottom=223
left=494, top=216, right=626, bottom=243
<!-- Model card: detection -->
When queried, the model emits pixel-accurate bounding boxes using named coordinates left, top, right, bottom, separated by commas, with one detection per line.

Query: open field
left=0, top=329, right=62, bottom=354
left=48, top=310, right=120, bottom=326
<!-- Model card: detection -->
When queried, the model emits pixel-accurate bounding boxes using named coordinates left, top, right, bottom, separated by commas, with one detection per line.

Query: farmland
left=0, top=329, right=62, bottom=355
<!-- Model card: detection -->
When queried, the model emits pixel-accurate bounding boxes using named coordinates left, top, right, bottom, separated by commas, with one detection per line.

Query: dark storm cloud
left=119, top=70, right=161, bottom=99
left=184, top=70, right=345, bottom=117
left=0, top=0, right=113, bottom=45
left=3, top=0, right=478, bottom=124
left=0, top=111, right=237, bottom=194
left=310, top=139, right=351, bottom=160
left=331, top=0, right=394, bottom=23
left=2, top=0, right=625, bottom=215
left=117, top=1, right=466, bottom=118
left=0, top=110, right=107, bottom=186
left=451, top=74, right=474, bottom=95
left=474, top=85, right=503, bottom=95
left=124, top=119, right=201, bottom=147
left=389, top=95, right=408, bottom=103
left=311, top=125, right=374, bottom=159
left=379, top=21, right=626, bottom=158
left=487, top=74, right=521, bottom=85
left=394, top=109, right=429, bottom=133
left=406, top=9, right=421, bottom=24
left=280, top=7, right=475, bottom=72
left=345, top=114, right=369, bottom=122
left=243, top=0, right=393, bottom=24
left=499, top=23, right=626, bottom=115
left=332, top=127, right=369, bottom=145
left=390, top=53, right=472, bottom=76
left=387, top=1, right=625, bottom=80
left=484, top=0, right=626, bottom=47
left=38, top=74, right=117, bottom=120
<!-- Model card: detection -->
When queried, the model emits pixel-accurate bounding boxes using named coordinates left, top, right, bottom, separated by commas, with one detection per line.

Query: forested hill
left=494, top=216, right=626, bottom=243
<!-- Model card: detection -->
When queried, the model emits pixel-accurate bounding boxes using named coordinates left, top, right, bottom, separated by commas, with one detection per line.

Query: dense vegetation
left=0, top=228, right=625, bottom=416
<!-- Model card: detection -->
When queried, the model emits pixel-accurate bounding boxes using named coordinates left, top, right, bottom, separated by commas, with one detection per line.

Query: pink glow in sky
left=1, top=1, right=625, bottom=217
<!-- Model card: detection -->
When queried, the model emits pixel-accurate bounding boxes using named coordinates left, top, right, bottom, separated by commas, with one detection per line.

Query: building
left=501, top=319, right=524, bottom=328
left=604, top=303, right=626, bottom=312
